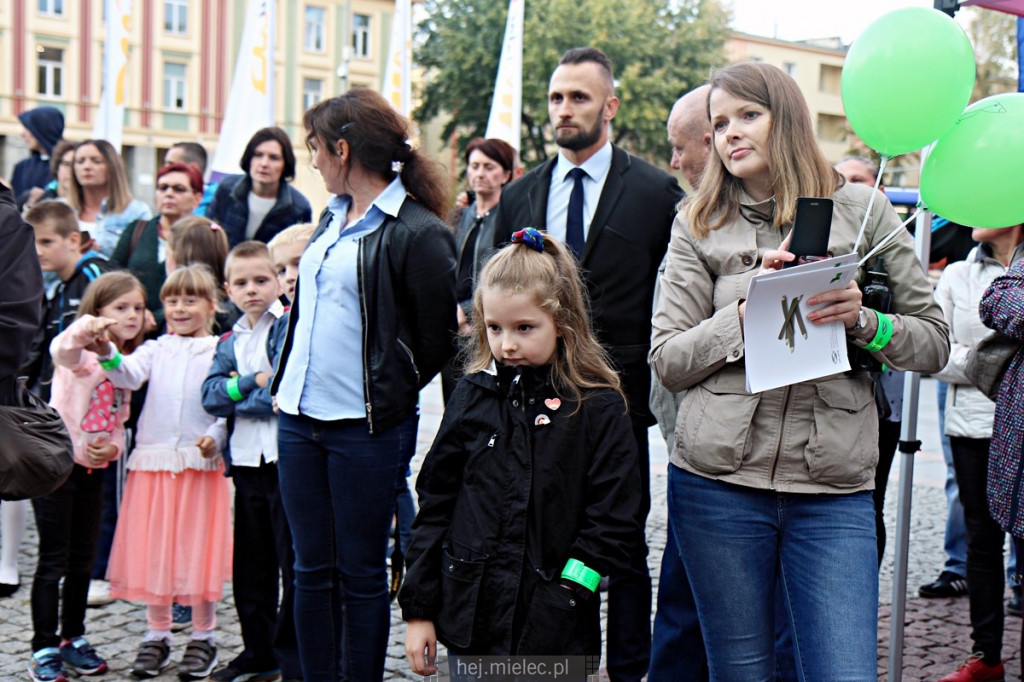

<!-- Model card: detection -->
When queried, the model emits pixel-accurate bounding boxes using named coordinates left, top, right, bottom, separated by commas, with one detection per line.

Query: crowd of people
left=0, top=45, right=1022, bottom=682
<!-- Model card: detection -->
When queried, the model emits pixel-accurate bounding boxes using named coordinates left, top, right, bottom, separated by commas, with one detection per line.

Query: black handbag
left=0, top=379, right=74, bottom=501
left=964, top=331, right=1020, bottom=402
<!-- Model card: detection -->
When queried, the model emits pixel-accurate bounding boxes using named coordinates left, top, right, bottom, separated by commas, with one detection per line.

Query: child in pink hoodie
left=29, top=271, right=147, bottom=681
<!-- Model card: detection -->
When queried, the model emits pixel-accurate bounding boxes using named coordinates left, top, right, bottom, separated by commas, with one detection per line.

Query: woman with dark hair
left=271, top=87, right=456, bottom=681
left=68, top=139, right=152, bottom=257
left=649, top=62, right=949, bottom=679
left=207, top=126, right=312, bottom=247
left=111, top=163, right=204, bottom=327
left=441, top=137, right=515, bottom=401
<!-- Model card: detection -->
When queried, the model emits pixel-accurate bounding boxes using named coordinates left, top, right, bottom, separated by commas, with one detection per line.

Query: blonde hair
left=267, top=222, right=315, bottom=257
left=160, top=265, right=220, bottom=334
left=465, top=233, right=624, bottom=411
left=77, top=271, right=148, bottom=354
left=686, top=62, right=842, bottom=238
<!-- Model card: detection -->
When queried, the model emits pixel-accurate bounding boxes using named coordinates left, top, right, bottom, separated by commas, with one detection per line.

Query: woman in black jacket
left=271, top=89, right=456, bottom=682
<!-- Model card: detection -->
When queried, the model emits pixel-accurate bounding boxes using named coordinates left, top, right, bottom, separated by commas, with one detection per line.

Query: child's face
left=482, top=288, right=560, bottom=368
left=163, top=292, right=216, bottom=338
left=271, top=241, right=306, bottom=303
left=34, top=223, right=80, bottom=279
left=225, top=257, right=281, bottom=324
left=96, top=289, right=146, bottom=345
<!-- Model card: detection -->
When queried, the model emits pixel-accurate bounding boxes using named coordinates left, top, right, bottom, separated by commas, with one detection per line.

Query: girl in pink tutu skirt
left=90, top=265, right=231, bottom=680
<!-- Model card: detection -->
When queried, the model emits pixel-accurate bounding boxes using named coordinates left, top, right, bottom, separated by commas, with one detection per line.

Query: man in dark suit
left=493, top=46, right=683, bottom=682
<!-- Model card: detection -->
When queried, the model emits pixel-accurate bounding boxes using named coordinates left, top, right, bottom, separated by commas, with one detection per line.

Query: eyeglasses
left=157, top=184, right=192, bottom=194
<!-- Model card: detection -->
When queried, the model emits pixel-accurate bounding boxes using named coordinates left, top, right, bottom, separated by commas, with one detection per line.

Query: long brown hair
left=77, top=271, right=148, bottom=354
left=465, top=232, right=624, bottom=411
left=169, top=216, right=229, bottom=291
left=303, top=88, right=450, bottom=218
left=686, top=62, right=842, bottom=238
left=68, top=139, right=136, bottom=215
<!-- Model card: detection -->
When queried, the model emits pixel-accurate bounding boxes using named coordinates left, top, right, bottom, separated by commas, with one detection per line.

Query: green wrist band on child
left=863, top=310, right=893, bottom=354
left=98, top=349, right=122, bottom=371
left=561, top=558, right=601, bottom=592
left=226, top=376, right=244, bottom=402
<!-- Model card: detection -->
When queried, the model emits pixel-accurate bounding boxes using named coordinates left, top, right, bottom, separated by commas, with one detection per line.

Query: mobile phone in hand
left=784, top=197, right=833, bottom=268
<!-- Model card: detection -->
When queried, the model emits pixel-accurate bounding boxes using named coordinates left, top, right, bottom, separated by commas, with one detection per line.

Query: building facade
left=725, top=32, right=850, bottom=162
left=0, top=0, right=400, bottom=209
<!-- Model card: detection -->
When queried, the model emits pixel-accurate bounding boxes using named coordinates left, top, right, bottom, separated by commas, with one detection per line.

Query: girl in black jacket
left=401, top=229, right=643, bottom=676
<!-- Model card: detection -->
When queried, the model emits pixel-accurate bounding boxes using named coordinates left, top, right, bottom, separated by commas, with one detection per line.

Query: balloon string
left=858, top=211, right=917, bottom=267
left=852, top=155, right=889, bottom=253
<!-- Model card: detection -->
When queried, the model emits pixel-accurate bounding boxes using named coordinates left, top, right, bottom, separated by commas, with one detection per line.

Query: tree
left=415, top=0, right=731, bottom=167
left=962, top=6, right=1018, bottom=101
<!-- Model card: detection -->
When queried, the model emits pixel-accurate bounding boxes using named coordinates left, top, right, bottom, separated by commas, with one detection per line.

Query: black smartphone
left=784, top=197, right=833, bottom=268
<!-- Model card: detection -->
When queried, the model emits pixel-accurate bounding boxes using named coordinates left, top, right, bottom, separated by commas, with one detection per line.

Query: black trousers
left=951, top=436, right=1005, bottom=665
left=31, top=464, right=104, bottom=651
left=606, top=421, right=652, bottom=682
left=873, top=419, right=901, bottom=565
left=230, top=460, right=300, bottom=678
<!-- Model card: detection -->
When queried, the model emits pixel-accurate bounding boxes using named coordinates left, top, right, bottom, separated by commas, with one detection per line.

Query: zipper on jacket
left=487, top=433, right=496, bottom=447
left=358, top=240, right=373, bottom=434
left=767, top=385, right=792, bottom=491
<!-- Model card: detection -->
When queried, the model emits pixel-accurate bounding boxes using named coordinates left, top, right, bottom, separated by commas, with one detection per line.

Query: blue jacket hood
left=17, top=107, right=65, bottom=155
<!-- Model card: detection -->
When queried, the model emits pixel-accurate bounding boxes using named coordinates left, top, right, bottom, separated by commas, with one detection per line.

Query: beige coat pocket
left=677, top=380, right=760, bottom=474
left=805, top=378, right=878, bottom=487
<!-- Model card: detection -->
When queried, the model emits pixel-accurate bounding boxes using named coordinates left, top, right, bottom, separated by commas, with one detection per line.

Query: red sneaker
left=938, top=653, right=1005, bottom=682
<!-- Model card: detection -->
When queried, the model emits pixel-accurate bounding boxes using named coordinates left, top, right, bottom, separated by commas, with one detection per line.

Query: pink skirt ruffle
left=107, top=467, right=232, bottom=606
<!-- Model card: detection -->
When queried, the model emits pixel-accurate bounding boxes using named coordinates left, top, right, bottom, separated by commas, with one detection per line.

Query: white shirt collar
left=553, top=141, right=613, bottom=185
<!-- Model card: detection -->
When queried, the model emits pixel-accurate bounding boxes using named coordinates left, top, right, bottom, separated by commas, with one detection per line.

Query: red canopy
left=959, top=0, right=1024, bottom=17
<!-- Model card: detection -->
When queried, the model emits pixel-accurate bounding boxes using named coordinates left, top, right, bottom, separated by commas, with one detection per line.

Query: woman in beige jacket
left=649, top=62, right=948, bottom=681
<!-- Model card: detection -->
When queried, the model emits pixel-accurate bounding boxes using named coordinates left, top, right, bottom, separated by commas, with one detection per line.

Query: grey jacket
left=650, top=181, right=949, bottom=494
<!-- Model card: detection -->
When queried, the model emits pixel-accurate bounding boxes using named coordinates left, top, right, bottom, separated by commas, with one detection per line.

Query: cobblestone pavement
left=0, top=377, right=1018, bottom=680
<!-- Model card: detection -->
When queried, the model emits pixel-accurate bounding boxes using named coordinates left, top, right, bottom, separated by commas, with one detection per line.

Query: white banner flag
left=485, top=0, right=523, bottom=152
left=210, top=0, right=276, bottom=181
left=93, top=0, right=131, bottom=152
left=382, top=0, right=412, bottom=116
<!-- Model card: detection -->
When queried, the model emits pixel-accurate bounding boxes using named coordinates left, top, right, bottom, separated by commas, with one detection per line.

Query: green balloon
left=921, top=93, right=1024, bottom=228
left=842, top=7, right=975, bottom=157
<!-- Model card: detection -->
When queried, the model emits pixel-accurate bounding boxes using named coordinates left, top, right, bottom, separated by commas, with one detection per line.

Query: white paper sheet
left=743, top=253, right=861, bottom=393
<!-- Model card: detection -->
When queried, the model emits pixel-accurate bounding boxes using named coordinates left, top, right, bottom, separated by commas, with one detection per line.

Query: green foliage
left=415, top=0, right=731, bottom=168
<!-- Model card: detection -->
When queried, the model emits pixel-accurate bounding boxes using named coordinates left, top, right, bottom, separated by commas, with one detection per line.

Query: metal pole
left=887, top=208, right=932, bottom=682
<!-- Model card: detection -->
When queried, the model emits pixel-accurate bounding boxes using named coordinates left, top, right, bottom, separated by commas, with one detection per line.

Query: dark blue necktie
left=566, top=167, right=587, bottom=257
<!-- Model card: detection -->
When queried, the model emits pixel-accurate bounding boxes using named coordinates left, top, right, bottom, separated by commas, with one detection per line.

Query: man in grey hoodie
left=11, top=106, right=65, bottom=209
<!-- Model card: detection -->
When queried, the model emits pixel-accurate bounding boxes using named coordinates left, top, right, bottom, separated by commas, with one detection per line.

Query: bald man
left=667, top=84, right=713, bottom=193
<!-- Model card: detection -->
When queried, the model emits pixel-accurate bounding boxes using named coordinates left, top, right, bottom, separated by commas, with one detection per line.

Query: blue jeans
left=937, top=380, right=968, bottom=576
left=278, top=411, right=418, bottom=682
left=668, top=467, right=877, bottom=682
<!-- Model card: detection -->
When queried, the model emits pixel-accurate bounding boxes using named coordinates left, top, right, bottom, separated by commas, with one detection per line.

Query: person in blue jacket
left=12, top=106, right=65, bottom=209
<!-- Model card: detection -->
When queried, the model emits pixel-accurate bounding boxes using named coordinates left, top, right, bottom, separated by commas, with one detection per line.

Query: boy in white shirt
left=201, top=241, right=300, bottom=682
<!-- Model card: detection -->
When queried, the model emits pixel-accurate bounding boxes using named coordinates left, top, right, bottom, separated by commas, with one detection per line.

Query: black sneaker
left=918, top=570, right=969, bottom=598
left=59, top=637, right=108, bottom=675
left=1009, top=585, right=1022, bottom=617
left=178, top=639, right=218, bottom=680
left=210, top=664, right=281, bottom=681
left=131, top=639, right=171, bottom=678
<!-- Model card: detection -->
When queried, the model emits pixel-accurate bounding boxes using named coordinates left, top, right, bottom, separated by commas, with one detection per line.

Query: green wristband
left=226, top=376, right=244, bottom=402
left=863, top=310, right=893, bottom=353
left=98, top=349, right=122, bottom=371
left=561, top=558, right=601, bottom=592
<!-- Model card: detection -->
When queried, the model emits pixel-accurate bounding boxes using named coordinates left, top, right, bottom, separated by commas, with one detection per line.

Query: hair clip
left=512, top=227, right=544, bottom=252
left=210, top=223, right=222, bottom=231
left=391, top=160, right=404, bottom=173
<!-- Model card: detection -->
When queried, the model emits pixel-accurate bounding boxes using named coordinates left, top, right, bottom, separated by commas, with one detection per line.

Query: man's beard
left=555, top=120, right=602, bottom=151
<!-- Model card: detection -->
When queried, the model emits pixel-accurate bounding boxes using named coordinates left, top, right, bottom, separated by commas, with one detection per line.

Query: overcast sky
left=727, top=0, right=958, bottom=44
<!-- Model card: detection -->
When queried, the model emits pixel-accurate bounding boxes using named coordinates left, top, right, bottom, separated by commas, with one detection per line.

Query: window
left=352, top=13, right=370, bottom=58
left=303, top=78, right=323, bottom=111
left=783, top=62, right=797, bottom=78
left=819, top=64, right=842, bottom=94
left=37, top=46, right=64, bottom=98
left=163, top=62, right=186, bottom=110
left=38, top=0, right=64, bottom=16
left=165, top=0, right=188, bottom=34
left=304, top=6, right=326, bottom=52
left=817, top=113, right=847, bottom=143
